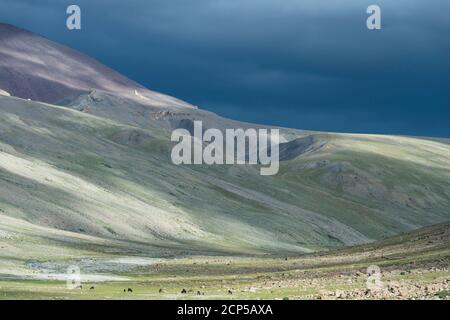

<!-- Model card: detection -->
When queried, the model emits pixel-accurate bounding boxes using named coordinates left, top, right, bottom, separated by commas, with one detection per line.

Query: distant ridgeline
left=0, top=88, right=10, bottom=96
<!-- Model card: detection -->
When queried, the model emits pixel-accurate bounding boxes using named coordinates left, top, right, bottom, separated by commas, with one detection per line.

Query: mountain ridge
left=0, top=23, right=195, bottom=109
left=0, top=23, right=449, bottom=259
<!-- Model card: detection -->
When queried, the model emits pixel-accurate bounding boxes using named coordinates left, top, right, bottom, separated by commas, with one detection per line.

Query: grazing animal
left=90, top=286, right=95, bottom=290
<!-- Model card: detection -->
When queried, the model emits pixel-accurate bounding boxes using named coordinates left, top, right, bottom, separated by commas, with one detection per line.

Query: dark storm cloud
left=0, top=0, right=449, bottom=136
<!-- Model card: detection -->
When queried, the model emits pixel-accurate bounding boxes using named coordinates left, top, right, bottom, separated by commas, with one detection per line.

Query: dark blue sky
left=1, top=0, right=449, bottom=137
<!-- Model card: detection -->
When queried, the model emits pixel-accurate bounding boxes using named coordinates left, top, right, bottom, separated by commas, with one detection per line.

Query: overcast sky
left=0, top=0, right=449, bottom=137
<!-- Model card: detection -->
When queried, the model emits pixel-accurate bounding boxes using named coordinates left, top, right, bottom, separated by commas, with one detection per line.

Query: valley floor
left=1, top=222, right=448, bottom=300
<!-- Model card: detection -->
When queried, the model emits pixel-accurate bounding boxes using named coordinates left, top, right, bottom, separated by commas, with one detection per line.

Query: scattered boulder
left=88, top=90, right=102, bottom=102
left=335, top=290, right=345, bottom=299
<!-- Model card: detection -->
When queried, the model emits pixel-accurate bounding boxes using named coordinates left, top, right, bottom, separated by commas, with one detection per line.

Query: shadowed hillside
left=0, top=23, right=193, bottom=108
left=0, top=23, right=449, bottom=262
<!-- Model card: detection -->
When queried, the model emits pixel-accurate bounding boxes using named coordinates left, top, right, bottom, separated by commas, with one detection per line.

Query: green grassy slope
left=1, top=221, right=448, bottom=300
left=0, top=94, right=449, bottom=261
